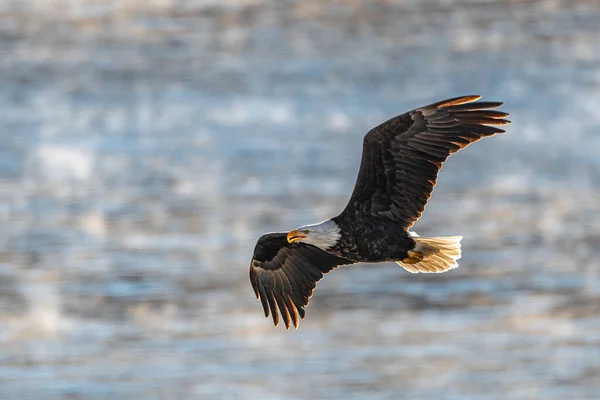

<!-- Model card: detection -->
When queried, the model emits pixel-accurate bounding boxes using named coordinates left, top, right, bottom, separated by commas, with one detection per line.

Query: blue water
left=1, top=1, right=600, bottom=399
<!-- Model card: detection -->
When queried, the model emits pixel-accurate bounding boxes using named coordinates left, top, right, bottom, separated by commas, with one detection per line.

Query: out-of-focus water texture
left=1, top=0, right=600, bottom=398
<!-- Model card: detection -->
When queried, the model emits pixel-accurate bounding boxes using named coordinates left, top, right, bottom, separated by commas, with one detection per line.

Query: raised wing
left=249, top=232, right=353, bottom=329
left=340, top=95, right=510, bottom=229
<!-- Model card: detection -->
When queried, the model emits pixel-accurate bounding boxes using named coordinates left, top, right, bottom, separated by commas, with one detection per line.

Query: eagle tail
left=396, top=236, right=462, bottom=273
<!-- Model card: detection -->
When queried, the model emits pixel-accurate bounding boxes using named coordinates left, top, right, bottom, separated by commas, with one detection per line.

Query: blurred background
left=1, top=0, right=600, bottom=399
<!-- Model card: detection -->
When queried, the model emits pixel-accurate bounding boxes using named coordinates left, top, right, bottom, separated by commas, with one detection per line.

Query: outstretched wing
left=340, top=95, right=510, bottom=229
left=249, top=232, right=353, bottom=329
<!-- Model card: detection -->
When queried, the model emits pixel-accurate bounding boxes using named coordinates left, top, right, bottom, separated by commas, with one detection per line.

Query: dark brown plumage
left=338, top=95, right=509, bottom=229
left=249, top=233, right=353, bottom=329
left=249, top=95, right=511, bottom=329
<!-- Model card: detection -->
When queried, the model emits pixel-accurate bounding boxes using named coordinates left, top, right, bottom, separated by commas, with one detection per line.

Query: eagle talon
left=402, top=250, right=423, bottom=264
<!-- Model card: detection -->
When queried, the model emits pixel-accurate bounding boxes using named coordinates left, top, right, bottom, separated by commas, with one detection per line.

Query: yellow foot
left=401, top=250, right=423, bottom=264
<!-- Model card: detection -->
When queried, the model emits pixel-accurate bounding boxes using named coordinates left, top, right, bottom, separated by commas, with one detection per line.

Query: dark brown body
left=331, top=214, right=416, bottom=262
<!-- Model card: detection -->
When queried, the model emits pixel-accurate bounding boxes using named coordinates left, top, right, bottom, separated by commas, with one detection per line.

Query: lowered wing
left=249, top=232, right=353, bottom=329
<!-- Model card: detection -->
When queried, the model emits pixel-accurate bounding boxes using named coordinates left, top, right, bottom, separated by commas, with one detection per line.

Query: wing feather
left=444, top=101, right=504, bottom=111
left=249, top=232, right=353, bottom=329
left=266, top=288, right=279, bottom=326
left=257, top=279, right=270, bottom=317
left=340, top=95, right=510, bottom=228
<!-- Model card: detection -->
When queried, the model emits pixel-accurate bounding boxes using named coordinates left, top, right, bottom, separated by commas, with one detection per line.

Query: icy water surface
left=1, top=0, right=600, bottom=399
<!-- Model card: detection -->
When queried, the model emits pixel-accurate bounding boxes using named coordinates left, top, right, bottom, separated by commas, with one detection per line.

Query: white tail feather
left=396, top=236, right=463, bottom=274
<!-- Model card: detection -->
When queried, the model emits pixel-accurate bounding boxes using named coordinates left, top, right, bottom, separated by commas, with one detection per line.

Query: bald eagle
left=249, top=95, right=510, bottom=329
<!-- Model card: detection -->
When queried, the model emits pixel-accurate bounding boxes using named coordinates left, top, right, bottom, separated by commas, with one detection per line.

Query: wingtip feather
left=434, top=95, right=482, bottom=108
left=266, top=289, right=279, bottom=326
left=249, top=266, right=260, bottom=299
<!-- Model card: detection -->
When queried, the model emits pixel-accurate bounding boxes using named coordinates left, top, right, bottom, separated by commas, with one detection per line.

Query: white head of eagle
left=287, top=219, right=341, bottom=251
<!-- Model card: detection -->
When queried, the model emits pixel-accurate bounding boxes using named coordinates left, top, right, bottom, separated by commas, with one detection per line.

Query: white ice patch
left=209, top=99, right=294, bottom=126
left=5, top=278, right=74, bottom=340
left=327, top=111, right=352, bottom=132
left=37, top=145, right=94, bottom=181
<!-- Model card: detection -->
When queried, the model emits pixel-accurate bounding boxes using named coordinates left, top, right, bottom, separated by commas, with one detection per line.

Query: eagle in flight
left=249, top=95, right=510, bottom=329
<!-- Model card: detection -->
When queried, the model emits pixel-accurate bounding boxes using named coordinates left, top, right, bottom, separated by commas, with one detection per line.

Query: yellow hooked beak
left=287, top=230, right=309, bottom=243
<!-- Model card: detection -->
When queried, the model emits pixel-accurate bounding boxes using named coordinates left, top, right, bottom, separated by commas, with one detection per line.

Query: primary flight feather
left=249, top=95, right=510, bottom=329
